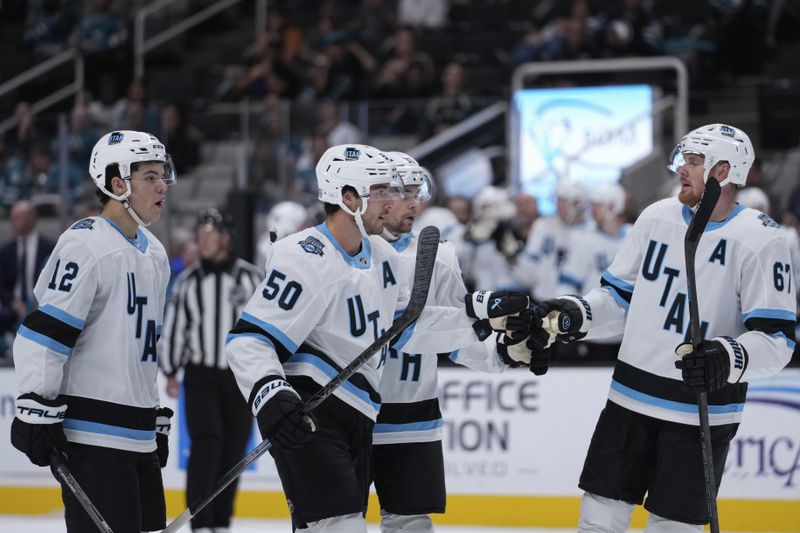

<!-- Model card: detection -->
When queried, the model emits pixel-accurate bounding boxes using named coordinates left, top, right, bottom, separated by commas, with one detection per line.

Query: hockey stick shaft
left=684, top=178, right=721, bottom=533
left=51, top=451, right=115, bottom=533
left=162, top=226, right=441, bottom=533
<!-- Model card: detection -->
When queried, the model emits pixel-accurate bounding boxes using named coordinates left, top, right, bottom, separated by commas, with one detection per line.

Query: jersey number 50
left=262, top=269, right=303, bottom=310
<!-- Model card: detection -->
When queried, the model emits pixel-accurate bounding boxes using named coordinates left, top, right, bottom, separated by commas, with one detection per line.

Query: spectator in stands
left=0, top=140, right=28, bottom=211
left=113, top=79, right=159, bottom=133
left=0, top=200, right=56, bottom=326
left=319, top=30, right=377, bottom=100
left=350, top=0, right=396, bottom=51
left=598, top=0, right=662, bottom=58
left=71, top=0, right=129, bottom=92
left=23, top=0, right=77, bottom=58
left=374, top=28, right=434, bottom=99
left=4, top=102, right=43, bottom=159
left=158, top=104, right=202, bottom=175
left=23, top=144, right=85, bottom=205
left=88, top=74, right=125, bottom=132
left=398, top=0, right=449, bottom=30
left=294, top=130, right=328, bottom=204
left=319, top=100, right=363, bottom=146
left=422, top=62, right=474, bottom=137
left=51, top=102, right=100, bottom=171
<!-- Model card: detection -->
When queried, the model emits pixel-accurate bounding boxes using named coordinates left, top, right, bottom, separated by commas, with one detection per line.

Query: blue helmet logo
left=108, top=131, right=124, bottom=145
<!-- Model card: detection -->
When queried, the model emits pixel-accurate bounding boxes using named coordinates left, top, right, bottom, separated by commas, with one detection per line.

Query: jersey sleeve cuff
left=714, top=336, right=748, bottom=384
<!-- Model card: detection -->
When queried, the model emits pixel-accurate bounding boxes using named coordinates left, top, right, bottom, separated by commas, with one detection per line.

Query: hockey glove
left=675, top=340, right=733, bottom=393
left=541, top=295, right=592, bottom=344
left=465, top=290, right=531, bottom=340
left=495, top=308, right=538, bottom=367
left=10, top=393, right=68, bottom=467
left=155, top=407, right=173, bottom=468
left=252, top=377, right=317, bottom=450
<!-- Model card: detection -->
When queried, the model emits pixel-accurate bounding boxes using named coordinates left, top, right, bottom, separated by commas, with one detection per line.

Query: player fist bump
left=251, top=376, right=317, bottom=449
left=540, top=295, right=592, bottom=344
left=11, top=392, right=68, bottom=467
left=465, top=290, right=531, bottom=340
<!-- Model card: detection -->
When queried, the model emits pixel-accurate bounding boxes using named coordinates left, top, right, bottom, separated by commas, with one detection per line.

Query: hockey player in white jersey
left=514, top=179, right=590, bottom=301
left=11, top=130, right=175, bottom=533
left=522, top=124, right=796, bottom=532
left=556, top=182, right=629, bottom=363
left=224, top=145, right=527, bottom=533
left=374, top=153, right=531, bottom=533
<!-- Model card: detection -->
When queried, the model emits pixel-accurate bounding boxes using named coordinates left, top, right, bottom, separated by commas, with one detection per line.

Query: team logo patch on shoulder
left=344, top=147, right=360, bottom=161
left=108, top=131, right=124, bottom=145
left=719, top=125, right=736, bottom=137
left=298, top=236, right=325, bottom=256
left=70, top=218, right=95, bottom=230
left=757, top=213, right=779, bottom=228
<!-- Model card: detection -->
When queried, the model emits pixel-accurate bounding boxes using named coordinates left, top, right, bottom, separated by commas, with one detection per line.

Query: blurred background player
left=10, top=130, right=174, bottom=532
left=555, top=182, right=629, bottom=364
left=514, top=179, right=590, bottom=302
left=159, top=207, right=264, bottom=533
left=256, top=200, right=312, bottom=269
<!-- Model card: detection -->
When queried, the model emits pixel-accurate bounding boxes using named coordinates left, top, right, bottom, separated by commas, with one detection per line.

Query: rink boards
left=0, top=367, right=797, bottom=531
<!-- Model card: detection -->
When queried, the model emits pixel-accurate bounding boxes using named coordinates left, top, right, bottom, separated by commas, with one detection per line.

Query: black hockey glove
left=674, top=340, right=733, bottom=393
left=495, top=308, right=538, bottom=367
left=541, top=295, right=592, bottom=344
left=252, top=377, right=317, bottom=450
left=465, top=290, right=531, bottom=340
left=10, top=393, right=68, bottom=467
left=155, top=407, right=173, bottom=468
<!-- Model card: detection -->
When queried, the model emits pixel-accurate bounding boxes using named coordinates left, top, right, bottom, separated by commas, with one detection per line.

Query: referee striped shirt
left=159, top=258, right=264, bottom=376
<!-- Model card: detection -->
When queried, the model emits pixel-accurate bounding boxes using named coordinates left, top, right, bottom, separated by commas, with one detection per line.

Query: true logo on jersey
left=70, top=218, right=95, bottom=230
left=758, top=213, right=779, bottom=228
left=108, top=131, right=124, bottom=145
left=719, top=125, right=736, bottom=137
left=298, top=236, right=324, bottom=256
left=344, top=147, right=360, bottom=160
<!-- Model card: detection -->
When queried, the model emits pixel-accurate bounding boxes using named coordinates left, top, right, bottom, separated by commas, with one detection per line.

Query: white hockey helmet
left=88, top=130, right=175, bottom=201
left=555, top=179, right=586, bottom=201
left=736, top=187, right=770, bottom=213
left=316, top=144, right=403, bottom=207
left=266, top=201, right=310, bottom=240
left=667, top=123, right=755, bottom=187
left=590, top=182, right=626, bottom=216
left=383, top=151, right=434, bottom=202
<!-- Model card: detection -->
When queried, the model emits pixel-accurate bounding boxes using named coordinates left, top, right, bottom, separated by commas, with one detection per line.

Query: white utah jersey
left=225, top=223, right=480, bottom=421
left=558, top=225, right=629, bottom=295
left=375, top=232, right=505, bottom=445
left=14, top=216, right=170, bottom=452
left=582, top=198, right=796, bottom=426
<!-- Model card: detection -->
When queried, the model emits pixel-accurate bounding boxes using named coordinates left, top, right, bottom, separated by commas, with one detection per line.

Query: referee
left=160, top=207, right=263, bottom=533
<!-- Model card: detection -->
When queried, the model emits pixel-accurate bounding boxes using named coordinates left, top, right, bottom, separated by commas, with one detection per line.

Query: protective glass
left=367, top=182, right=405, bottom=201
left=404, top=170, right=435, bottom=203
left=667, top=146, right=704, bottom=173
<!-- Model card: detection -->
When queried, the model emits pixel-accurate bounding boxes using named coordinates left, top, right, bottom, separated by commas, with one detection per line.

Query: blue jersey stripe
left=240, top=312, right=298, bottom=353
left=39, top=304, right=86, bottom=330
left=63, top=419, right=155, bottom=441
left=374, top=419, right=443, bottom=433
left=289, top=352, right=381, bottom=412
left=610, top=380, right=744, bottom=414
left=741, top=308, right=796, bottom=323
left=17, top=325, right=72, bottom=356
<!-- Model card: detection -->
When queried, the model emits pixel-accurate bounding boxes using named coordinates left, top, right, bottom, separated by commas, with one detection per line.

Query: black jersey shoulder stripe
left=21, top=309, right=82, bottom=349
left=743, top=316, right=796, bottom=341
left=228, top=317, right=294, bottom=363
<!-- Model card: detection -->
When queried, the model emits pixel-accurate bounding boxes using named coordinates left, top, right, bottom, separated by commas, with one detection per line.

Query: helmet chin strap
left=122, top=199, right=150, bottom=227
left=382, top=227, right=399, bottom=241
left=340, top=196, right=370, bottom=239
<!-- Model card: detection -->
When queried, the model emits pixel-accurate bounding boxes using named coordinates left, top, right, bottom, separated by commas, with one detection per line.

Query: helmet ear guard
left=667, top=124, right=754, bottom=187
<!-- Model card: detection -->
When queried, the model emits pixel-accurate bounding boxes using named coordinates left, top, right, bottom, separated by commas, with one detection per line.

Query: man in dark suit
left=0, top=200, right=56, bottom=349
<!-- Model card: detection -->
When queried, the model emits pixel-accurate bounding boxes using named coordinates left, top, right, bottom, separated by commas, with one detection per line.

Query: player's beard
left=678, top=184, right=702, bottom=207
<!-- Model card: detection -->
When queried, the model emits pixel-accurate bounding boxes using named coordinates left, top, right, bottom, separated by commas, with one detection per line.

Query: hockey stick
left=50, top=451, right=115, bottom=533
left=162, top=226, right=441, bottom=533
left=683, top=178, right=722, bottom=533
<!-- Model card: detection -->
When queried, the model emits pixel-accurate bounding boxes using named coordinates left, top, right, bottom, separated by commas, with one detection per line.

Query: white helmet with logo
left=667, top=123, right=755, bottom=187
left=383, top=151, right=434, bottom=203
